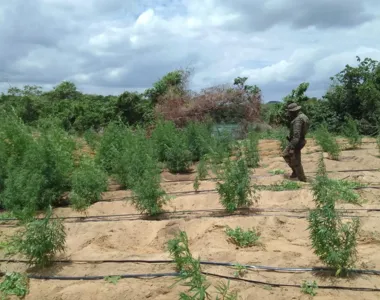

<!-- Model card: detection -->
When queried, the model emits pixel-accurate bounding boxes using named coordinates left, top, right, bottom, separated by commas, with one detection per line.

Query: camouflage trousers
left=282, top=140, right=307, bottom=182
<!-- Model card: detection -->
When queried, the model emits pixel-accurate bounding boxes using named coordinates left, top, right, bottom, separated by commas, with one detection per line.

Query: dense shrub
left=314, top=124, right=341, bottom=160
left=69, top=155, right=108, bottom=211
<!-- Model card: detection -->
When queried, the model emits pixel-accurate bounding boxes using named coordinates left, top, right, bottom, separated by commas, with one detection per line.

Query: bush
left=216, top=158, right=257, bottom=212
left=185, top=121, right=212, bottom=161
left=225, top=226, right=260, bottom=247
left=95, top=122, right=130, bottom=173
left=314, top=124, right=341, bottom=160
left=69, top=156, right=108, bottom=211
left=343, top=116, right=362, bottom=149
left=308, top=155, right=360, bottom=276
left=151, top=119, right=177, bottom=162
left=0, top=121, right=75, bottom=219
left=8, top=209, right=66, bottom=268
left=164, top=130, right=193, bottom=173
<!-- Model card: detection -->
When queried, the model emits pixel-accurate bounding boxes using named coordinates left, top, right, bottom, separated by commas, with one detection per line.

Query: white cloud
left=1, top=0, right=380, bottom=101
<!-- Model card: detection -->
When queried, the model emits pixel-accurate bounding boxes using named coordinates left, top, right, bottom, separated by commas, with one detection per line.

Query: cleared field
left=1, top=138, right=380, bottom=300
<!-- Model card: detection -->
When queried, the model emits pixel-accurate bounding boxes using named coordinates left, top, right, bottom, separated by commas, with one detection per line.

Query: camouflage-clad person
left=282, top=103, right=310, bottom=182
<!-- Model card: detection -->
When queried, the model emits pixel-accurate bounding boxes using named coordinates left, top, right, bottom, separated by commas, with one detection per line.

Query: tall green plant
left=0, top=122, right=75, bottom=220
left=308, top=155, right=360, bottom=276
left=185, top=121, right=212, bottom=161
left=314, top=124, right=341, bottom=160
left=343, top=116, right=362, bottom=149
left=216, top=158, right=257, bottom=212
left=240, top=131, right=260, bottom=168
left=69, top=155, right=108, bottom=211
left=164, top=130, right=193, bottom=173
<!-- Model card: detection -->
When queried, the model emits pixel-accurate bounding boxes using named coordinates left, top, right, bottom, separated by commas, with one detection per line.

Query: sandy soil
left=1, top=138, right=380, bottom=300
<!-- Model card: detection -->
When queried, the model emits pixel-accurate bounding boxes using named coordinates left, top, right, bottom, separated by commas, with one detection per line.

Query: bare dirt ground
left=1, top=138, right=380, bottom=299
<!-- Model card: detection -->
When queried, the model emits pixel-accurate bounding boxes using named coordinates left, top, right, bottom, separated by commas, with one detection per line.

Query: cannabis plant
left=240, top=131, right=260, bottom=168
left=69, top=155, right=108, bottom=211
left=343, top=116, right=362, bottom=149
left=217, top=158, right=256, bottom=212
left=314, top=124, right=341, bottom=160
left=9, top=208, right=66, bottom=268
left=308, top=155, right=360, bottom=276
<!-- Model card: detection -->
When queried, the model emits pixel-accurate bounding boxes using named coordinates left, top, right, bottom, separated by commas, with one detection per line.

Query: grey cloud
left=218, top=0, right=375, bottom=31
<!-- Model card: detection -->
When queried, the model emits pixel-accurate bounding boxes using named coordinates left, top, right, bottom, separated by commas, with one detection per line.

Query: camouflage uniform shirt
left=288, top=112, right=310, bottom=149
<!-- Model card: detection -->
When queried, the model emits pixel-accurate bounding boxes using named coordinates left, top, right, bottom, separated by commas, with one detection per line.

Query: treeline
left=262, top=57, right=380, bottom=135
left=1, top=56, right=379, bottom=135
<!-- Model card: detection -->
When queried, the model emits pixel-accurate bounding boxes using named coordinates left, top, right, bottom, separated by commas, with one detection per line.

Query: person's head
left=287, top=103, right=302, bottom=120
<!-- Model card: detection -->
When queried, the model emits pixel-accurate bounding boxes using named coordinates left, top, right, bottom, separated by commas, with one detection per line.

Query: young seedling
left=301, top=280, right=318, bottom=296
left=167, top=231, right=239, bottom=299
left=233, top=263, right=248, bottom=278
left=104, top=275, right=121, bottom=285
left=256, top=180, right=301, bottom=191
left=8, top=208, right=66, bottom=268
left=0, top=272, right=29, bottom=299
left=225, top=226, right=260, bottom=248
left=269, top=169, right=285, bottom=175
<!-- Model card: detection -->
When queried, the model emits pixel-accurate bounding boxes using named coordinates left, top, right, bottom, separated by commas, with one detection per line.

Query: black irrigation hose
left=203, top=271, right=380, bottom=292
left=2, top=258, right=380, bottom=276
left=0, top=269, right=379, bottom=292
left=0, top=211, right=377, bottom=227
left=162, top=168, right=380, bottom=183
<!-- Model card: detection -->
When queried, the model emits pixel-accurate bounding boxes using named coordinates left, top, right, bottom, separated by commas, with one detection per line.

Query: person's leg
left=294, top=148, right=306, bottom=182
left=282, top=148, right=296, bottom=177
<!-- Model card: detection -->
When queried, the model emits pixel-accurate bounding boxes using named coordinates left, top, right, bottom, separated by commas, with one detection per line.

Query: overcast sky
left=1, top=0, right=380, bottom=102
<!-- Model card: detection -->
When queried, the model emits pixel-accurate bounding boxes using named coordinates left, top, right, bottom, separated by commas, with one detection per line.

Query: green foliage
left=83, top=128, right=101, bottom=150
left=69, top=156, right=108, bottom=211
left=0, top=272, right=28, bottom=299
left=0, top=116, right=75, bottom=220
left=256, top=180, right=301, bottom=191
left=104, top=276, right=121, bottom=285
left=301, top=280, right=318, bottom=296
left=185, top=121, right=212, bottom=161
left=216, top=159, right=256, bottom=212
left=8, top=209, right=66, bottom=268
left=131, top=173, right=168, bottom=216
left=314, top=124, right=341, bottom=160
left=164, top=130, right=193, bottom=174
left=167, top=231, right=238, bottom=300
left=95, top=121, right=129, bottom=173
left=343, top=116, right=362, bottom=149
left=225, top=226, right=260, bottom=247
left=151, top=119, right=177, bottom=162
left=145, top=69, right=189, bottom=104
left=233, top=263, right=247, bottom=278
left=308, top=155, right=360, bottom=276
left=324, top=57, right=380, bottom=135
left=269, top=169, right=285, bottom=175
left=239, top=131, right=260, bottom=168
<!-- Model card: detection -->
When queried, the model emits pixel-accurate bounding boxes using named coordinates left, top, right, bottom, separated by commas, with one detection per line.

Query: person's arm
left=289, top=118, right=303, bottom=149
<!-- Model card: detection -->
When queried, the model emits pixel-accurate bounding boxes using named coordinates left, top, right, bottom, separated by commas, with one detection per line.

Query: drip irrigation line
left=97, top=186, right=380, bottom=203
left=0, top=210, right=377, bottom=226
left=202, top=271, right=380, bottom=292
left=162, top=168, right=380, bottom=183
left=2, top=258, right=380, bottom=276
left=0, top=269, right=379, bottom=292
